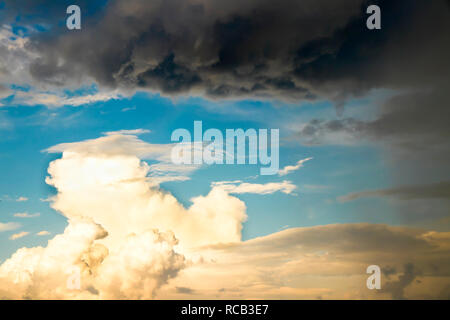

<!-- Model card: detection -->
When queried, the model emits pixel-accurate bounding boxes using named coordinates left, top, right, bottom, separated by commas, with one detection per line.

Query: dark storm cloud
left=137, top=53, right=201, bottom=93
left=294, top=1, right=450, bottom=91
left=4, top=0, right=448, bottom=102
left=289, top=0, right=449, bottom=169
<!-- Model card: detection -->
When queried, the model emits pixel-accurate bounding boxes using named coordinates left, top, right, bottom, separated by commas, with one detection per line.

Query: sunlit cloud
left=278, top=157, right=313, bottom=176
left=0, top=222, right=20, bottom=232
left=212, top=180, right=297, bottom=195
left=103, top=129, right=151, bottom=136
left=9, top=231, right=29, bottom=240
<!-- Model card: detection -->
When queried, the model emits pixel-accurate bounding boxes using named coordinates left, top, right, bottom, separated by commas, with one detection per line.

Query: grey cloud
left=297, top=117, right=368, bottom=146
left=294, top=1, right=450, bottom=92
left=337, top=181, right=450, bottom=226
left=176, top=286, right=196, bottom=295
left=338, top=181, right=450, bottom=202
left=137, top=54, right=202, bottom=93
left=382, top=266, right=397, bottom=278
left=297, top=87, right=450, bottom=204
left=438, top=285, right=450, bottom=300
left=371, top=90, right=450, bottom=154
left=211, top=223, right=434, bottom=256
left=2, top=0, right=447, bottom=103
left=298, top=89, right=450, bottom=148
left=197, top=223, right=450, bottom=299
left=384, top=263, right=419, bottom=300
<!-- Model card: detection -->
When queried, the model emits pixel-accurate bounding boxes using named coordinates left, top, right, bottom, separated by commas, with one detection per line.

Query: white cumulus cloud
left=0, top=131, right=247, bottom=299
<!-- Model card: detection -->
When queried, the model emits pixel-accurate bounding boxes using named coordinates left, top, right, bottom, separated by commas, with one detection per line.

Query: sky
left=0, top=0, right=449, bottom=300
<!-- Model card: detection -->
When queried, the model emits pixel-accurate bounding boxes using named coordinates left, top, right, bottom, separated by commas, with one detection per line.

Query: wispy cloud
left=121, top=106, right=136, bottom=112
left=0, top=195, right=28, bottom=202
left=39, top=197, right=54, bottom=203
left=13, top=212, right=40, bottom=218
left=278, top=157, right=313, bottom=176
left=212, top=180, right=297, bottom=195
left=0, top=222, right=20, bottom=232
left=36, top=231, right=50, bottom=236
left=10, top=231, right=29, bottom=240
left=103, top=129, right=150, bottom=136
left=11, top=90, right=121, bottom=108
